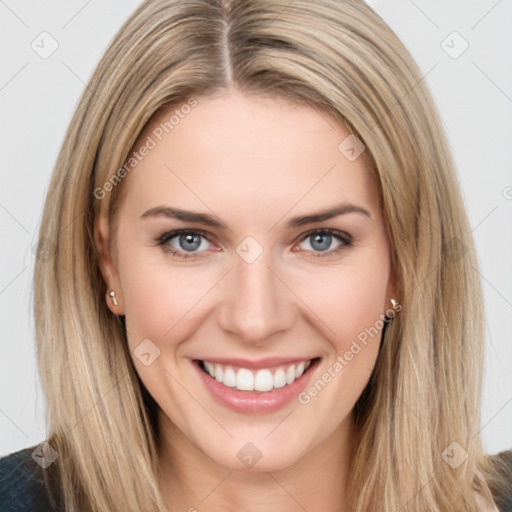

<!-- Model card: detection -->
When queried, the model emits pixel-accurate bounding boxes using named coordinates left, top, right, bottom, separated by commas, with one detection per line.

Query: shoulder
left=0, top=445, right=62, bottom=512
left=486, top=449, right=512, bottom=512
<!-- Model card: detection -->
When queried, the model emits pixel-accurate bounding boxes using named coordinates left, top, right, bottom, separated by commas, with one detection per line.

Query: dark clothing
left=0, top=446, right=61, bottom=511
left=1, top=445, right=512, bottom=511
left=488, top=450, right=512, bottom=512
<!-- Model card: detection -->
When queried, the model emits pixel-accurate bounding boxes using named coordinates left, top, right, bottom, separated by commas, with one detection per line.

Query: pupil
left=180, top=233, right=201, bottom=251
left=311, top=233, right=331, bottom=251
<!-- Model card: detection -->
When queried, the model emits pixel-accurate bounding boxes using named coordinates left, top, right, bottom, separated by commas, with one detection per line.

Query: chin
left=206, top=440, right=309, bottom=473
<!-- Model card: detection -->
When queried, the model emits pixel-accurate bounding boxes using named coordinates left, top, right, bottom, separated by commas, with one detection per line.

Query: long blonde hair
left=34, top=0, right=504, bottom=510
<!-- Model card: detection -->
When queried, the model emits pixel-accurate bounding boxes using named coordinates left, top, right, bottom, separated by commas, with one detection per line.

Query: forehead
left=118, top=91, right=378, bottom=223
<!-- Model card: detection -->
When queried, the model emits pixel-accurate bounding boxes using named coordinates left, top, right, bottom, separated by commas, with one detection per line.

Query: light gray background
left=1, top=1, right=511, bottom=457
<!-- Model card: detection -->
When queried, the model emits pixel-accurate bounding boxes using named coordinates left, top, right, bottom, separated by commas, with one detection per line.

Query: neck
left=157, top=412, right=355, bottom=512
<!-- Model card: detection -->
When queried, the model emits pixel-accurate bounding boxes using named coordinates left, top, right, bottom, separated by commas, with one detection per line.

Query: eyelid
left=157, top=228, right=213, bottom=244
left=295, top=227, right=352, bottom=245
left=156, top=229, right=216, bottom=259
left=293, top=228, right=353, bottom=258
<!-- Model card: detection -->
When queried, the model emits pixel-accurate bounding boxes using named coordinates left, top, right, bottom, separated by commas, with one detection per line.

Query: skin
left=96, top=90, right=396, bottom=512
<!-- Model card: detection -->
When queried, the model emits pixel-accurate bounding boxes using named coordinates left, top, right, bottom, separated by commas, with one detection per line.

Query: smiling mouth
left=197, top=358, right=319, bottom=392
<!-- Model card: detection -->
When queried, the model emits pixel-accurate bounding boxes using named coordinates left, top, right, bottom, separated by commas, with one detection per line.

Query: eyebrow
left=286, top=203, right=371, bottom=227
left=140, top=203, right=371, bottom=229
left=140, top=206, right=227, bottom=228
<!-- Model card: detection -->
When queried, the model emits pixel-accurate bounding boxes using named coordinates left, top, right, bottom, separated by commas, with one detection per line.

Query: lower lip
left=193, top=359, right=319, bottom=414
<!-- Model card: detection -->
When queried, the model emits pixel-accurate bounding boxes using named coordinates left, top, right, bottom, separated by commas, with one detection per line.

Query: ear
left=95, top=215, right=125, bottom=315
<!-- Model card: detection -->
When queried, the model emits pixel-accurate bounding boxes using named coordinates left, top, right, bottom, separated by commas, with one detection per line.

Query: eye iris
left=311, top=233, right=332, bottom=251
left=179, top=233, right=201, bottom=251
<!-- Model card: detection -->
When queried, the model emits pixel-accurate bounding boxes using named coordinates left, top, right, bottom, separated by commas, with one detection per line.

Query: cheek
left=291, top=250, right=390, bottom=401
left=117, top=255, right=208, bottom=419
left=118, top=249, right=221, bottom=368
left=118, top=250, right=192, bottom=349
left=298, top=256, right=390, bottom=346
left=121, top=269, right=171, bottom=342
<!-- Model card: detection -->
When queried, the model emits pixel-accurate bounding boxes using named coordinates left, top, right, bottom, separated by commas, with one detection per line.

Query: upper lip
left=194, top=356, right=317, bottom=369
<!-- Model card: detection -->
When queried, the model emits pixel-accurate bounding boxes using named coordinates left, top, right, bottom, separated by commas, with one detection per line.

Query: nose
left=217, top=252, right=296, bottom=345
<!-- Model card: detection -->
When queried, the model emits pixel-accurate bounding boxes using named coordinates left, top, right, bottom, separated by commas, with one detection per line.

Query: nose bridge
left=218, top=249, right=295, bottom=343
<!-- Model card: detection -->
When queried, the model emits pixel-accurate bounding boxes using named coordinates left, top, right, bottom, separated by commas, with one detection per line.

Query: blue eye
left=158, top=230, right=211, bottom=259
left=297, top=229, right=352, bottom=256
left=175, top=232, right=204, bottom=251
left=156, top=228, right=352, bottom=260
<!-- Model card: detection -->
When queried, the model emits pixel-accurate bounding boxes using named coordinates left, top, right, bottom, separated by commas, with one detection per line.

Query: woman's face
left=97, top=91, right=396, bottom=471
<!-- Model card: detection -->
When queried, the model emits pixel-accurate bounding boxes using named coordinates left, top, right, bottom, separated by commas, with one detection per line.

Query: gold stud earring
left=109, top=290, right=118, bottom=306
left=390, top=298, right=398, bottom=309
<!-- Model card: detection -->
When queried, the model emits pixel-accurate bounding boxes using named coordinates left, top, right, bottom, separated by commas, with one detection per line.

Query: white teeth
left=201, top=360, right=314, bottom=392
left=223, top=367, right=237, bottom=387
left=273, top=368, right=287, bottom=388
left=285, top=365, right=296, bottom=385
left=254, top=369, right=274, bottom=392
left=236, top=368, right=254, bottom=391
left=204, top=361, right=215, bottom=377
left=295, top=362, right=305, bottom=378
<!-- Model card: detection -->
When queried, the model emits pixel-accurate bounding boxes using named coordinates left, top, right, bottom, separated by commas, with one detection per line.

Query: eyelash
left=156, top=228, right=353, bottom=261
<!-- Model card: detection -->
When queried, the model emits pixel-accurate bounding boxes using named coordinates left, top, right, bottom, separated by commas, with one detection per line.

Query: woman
left=1, top=0, right=511, bottom=510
